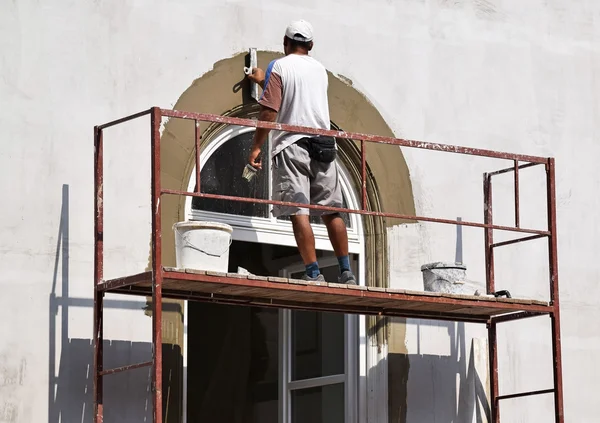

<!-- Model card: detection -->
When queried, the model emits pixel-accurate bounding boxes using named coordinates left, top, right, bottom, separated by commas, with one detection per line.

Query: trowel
left=244, top=47, right=259, bottom=102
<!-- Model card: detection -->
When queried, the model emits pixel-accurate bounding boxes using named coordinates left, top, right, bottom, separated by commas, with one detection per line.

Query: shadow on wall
left=48, top=184, right=178, bottom=422
left=387, top=321, right=491, bottom=423
left=49, top=339, right=153, bottom=422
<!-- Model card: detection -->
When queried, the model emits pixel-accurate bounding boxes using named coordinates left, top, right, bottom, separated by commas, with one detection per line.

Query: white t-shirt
left=258, top=54, right=330, bottom=158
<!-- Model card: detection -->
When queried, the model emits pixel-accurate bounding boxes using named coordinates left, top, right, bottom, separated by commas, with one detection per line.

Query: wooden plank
left=347, top=284, right=368, bottom=291
left=163, top=279, right=224, bottom=293
left=248, top=274, right=269, bottom=282
left=184, top=268, right=208, bottom=276
left=328, top=282, right=349, bottom=290
left=167, top=279, right=268, bottom=297
left=226, top=272, right=251, bottom=279
left=102, top=270, right=551, bottom=321
left=441, top=292, right=492, bottom=301
left=404, top=289, right=442, bottom=298
left=406, top=302, right=475, bottom=313
left=449, top=306, right=507, bottom=316
left=366, top=286, right=387, bottom=293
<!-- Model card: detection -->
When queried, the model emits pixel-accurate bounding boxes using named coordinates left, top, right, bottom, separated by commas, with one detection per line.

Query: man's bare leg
left=290, top=214, right=317, bottom=265
left=322, top=213, right=356, bottom=284
left=321, top=213, right=348, bottom=257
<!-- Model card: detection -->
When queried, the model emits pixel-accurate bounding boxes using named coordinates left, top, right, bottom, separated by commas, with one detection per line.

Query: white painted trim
left=356, top=216, right=368, bottom=423
left=187, top=210, right=362, bottom=254
left=188, top=209, right=361, bottom=240
left=346, top=311, right=359, bottom=423
left=182, top=300, right=188, bottom=423
left=279, top=308, right=289, bottom=423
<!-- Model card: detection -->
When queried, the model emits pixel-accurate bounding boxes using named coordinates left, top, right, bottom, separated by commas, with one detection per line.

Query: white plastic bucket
left=421, top=262, right=468, bottom=294
left=173, top=221, right=233, bottom=272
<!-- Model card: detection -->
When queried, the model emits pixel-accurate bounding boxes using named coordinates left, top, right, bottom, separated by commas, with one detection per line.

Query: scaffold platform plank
left=98, top=267, right=551, bottom=323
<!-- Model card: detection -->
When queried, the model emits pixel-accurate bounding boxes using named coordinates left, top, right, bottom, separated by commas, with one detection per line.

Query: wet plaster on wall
left=150, top=51, right=416, bottom=416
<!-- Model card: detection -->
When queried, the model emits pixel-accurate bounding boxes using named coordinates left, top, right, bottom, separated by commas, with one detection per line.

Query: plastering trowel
left=244, top=47, right=259, bottom=102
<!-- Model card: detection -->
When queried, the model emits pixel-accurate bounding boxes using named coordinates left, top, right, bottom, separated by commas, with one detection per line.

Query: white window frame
left=184, top=125, right=363, bottom=254
left=182, top=124, right=368, bottom=423
left=281, top=258, right=359, bottom=423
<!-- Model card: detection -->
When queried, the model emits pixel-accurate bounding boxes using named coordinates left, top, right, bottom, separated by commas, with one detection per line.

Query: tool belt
left=298, top=136, right=337, bottom=163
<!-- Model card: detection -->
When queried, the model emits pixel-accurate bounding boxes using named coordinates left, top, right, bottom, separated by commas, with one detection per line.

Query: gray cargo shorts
left=271, top=140, right=343, bottom=217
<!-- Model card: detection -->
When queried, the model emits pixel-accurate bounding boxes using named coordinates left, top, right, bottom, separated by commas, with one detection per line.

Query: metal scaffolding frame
left=93, top=107, right=564, bottom=423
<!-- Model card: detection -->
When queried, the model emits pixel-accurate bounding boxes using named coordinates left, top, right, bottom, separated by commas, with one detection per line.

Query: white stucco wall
left=1, top=0, right=598, bottom=422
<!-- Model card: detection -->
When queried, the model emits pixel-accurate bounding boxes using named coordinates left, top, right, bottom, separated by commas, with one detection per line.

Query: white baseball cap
left=285, top=20, right=314, bottom=42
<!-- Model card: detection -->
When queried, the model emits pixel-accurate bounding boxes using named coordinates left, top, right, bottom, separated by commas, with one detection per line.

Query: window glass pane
left=249, top=308, right=279, bottom=423
left=290, top=309, right=344, bottom=381
left=192, top=130, right=269, bottom=217
left=291, top=384, right=344, bottom=423
left=186, top=304, right=278, bottom=423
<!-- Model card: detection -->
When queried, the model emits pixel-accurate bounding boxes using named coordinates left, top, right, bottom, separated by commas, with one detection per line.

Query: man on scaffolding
left=247, top=20, right=356, bottom=285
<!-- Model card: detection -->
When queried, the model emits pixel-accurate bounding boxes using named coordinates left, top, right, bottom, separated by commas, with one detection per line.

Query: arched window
left=185, top=124, right=362, bottom=254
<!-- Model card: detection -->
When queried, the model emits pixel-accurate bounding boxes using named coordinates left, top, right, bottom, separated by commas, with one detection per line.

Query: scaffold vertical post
left=150, top=107, right=164, bottom=423
left=484, top=173, right=495, bottom=293
left=546, top=158, right=564, bottom=423
left=93, top=126, right=105, bottom=423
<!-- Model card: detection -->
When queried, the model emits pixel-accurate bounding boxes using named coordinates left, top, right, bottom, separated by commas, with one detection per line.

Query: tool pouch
left=301, top=136, right=337, bottom=163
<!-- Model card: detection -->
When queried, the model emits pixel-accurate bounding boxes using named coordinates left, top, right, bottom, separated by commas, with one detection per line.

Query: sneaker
left=338, top=270, right=357, bottom=285
left=301, top=273, right=326, bottom=282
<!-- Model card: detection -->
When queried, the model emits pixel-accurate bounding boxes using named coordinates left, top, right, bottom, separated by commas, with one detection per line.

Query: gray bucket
left=421, top=262, right=472, bottom=294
